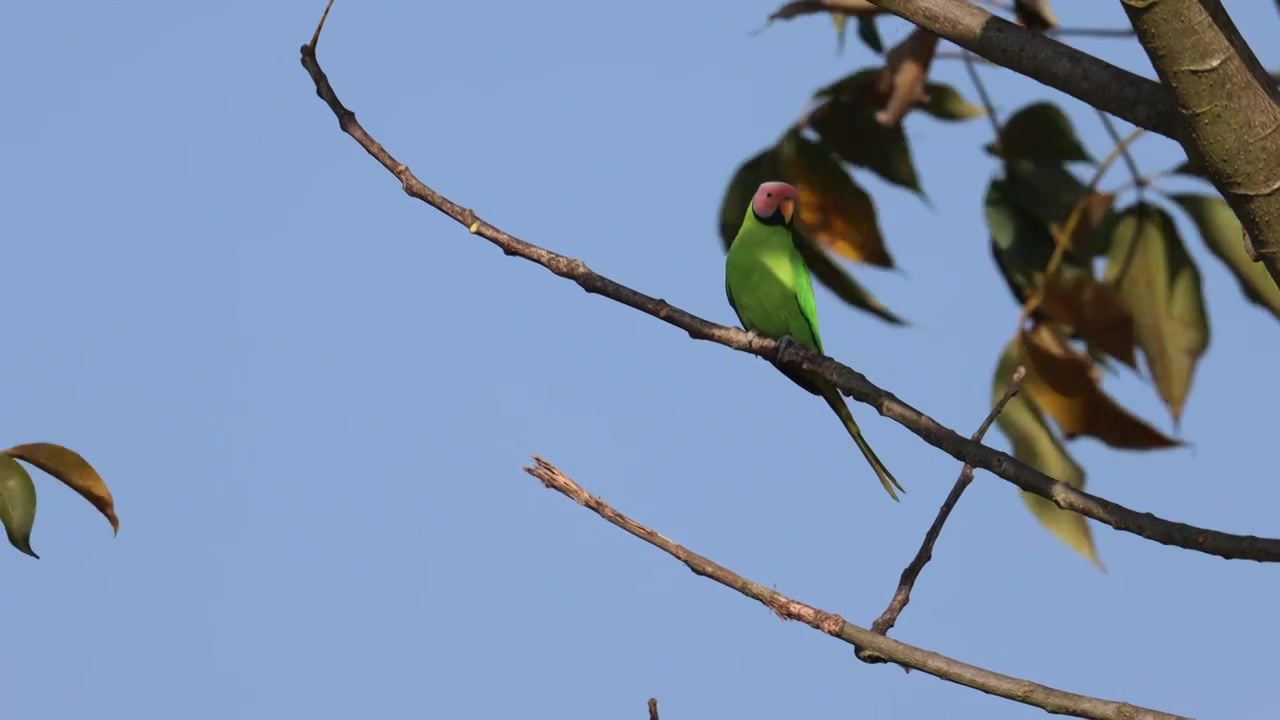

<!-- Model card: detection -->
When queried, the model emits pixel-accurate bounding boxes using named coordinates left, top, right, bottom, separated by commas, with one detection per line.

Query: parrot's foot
left=775, top=334, right=803, bottom=365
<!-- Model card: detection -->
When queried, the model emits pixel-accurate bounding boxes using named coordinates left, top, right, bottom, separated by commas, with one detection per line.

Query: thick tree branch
left=1119, top=0, right=1280, bottom=289
left=522, top=456, right=1188, bottom=720
left=855, top=0, right=1178, bottom=137
left=299, top=13, right=1280, bottom=564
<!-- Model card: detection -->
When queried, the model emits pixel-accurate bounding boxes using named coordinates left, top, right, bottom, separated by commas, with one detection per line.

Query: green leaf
left=992, top=338, right=1099, bottom=566
left=986, top=177, right=1135, bottom=366
left=6, top=443, right=118, bottom=534
left=856, top=15, right=884, bottom=54
left=794, top=230, right=907, bottom=326
left=0, top=454, right=38, bottom=558
left=920, top=82, right=985, bottom=121
left=985, top=176, right=1060, bottom=301
left=1169, top=193, right=1280, bottom=321
left=1003, top=161, right=1115, bottom=257
left=987, top=102, right=1092, bottom=165
left=1105, top=203, right=1210, bottom=422
left=808, top=94, right=924, bottom=195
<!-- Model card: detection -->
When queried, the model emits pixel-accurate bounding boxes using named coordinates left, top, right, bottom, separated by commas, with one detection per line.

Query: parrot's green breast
left=724, top=216, right=823, bottom=353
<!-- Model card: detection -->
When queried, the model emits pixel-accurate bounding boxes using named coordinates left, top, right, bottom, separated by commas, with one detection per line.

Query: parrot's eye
left=766, top=193, right=772, bottom=198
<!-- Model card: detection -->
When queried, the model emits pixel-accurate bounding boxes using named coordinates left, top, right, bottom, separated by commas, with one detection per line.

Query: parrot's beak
left=779, top=197, right=796, bottom=225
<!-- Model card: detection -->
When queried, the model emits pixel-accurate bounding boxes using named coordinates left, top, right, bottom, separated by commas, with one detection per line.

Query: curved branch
left=298, top=10, right=1280, bottom=563
left=861, top=0, right=1178, bottom=137
left=1119, top=0, right=1280, bottom=290
left=522, top=456, right=1188, bottom=720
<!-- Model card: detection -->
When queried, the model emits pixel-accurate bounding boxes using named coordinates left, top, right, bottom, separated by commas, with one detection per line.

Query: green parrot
left=724, top=181, right=904, bottom=501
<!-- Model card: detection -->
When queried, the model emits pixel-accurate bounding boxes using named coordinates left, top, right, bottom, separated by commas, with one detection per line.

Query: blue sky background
left=2, top=2, right=1277, bottom=718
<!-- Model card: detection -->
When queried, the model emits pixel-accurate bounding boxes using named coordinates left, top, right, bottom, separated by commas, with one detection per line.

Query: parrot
left=724, top=181, right=904, bottom=501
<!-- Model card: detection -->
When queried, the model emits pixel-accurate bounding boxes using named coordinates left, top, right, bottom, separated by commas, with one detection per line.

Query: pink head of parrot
left=751, top=181, right=799, bottom=226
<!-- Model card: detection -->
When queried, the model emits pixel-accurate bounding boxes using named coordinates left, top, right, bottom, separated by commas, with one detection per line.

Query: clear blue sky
left=2, top=2, right=1277, bottom=718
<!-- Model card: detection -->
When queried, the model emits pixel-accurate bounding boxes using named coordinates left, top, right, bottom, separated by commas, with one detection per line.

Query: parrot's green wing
left=788, top=232, right=824, bottom=353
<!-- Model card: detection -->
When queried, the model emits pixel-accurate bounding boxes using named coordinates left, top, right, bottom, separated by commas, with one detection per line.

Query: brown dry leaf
left=777, top=131, right=893, bottom=268
left=874, top=27, right=939, bottom=127
left=1018, top=326, right=1181, bottom=449
left=992, top=338, right=1099, bottom=566
left=6, top=442, right=118, bottom=534
left=1051, top=191, right=1116, bottom=257
left=1039, top=267, right=1136, bottom=367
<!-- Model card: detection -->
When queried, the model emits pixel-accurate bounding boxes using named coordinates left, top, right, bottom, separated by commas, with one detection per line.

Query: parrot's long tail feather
left=819, top=383, right=904, bottom=501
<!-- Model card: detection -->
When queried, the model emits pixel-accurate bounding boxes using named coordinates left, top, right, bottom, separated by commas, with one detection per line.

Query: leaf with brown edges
left=778, top=131, right=894, bottom=267
left=1104, top=204, right=1210, bottom=423
left=6, top=442, right=118, bottom=534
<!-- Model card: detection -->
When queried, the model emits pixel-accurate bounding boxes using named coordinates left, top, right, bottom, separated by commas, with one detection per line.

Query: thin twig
left=299, top=3, right=1280, bottom=564
left=1097, top=111, right=1144, bottom=193
left=521, top=457, right=1188, bottom=720
left=860, top=365, right=1027, bottom=656
left=962, top=50, right=1002, bottom=140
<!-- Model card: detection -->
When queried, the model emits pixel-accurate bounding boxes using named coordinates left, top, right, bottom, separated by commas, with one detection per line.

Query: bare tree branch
left=521, top=456, right=1188, bottom=720
left=298, top=10, right=1280, bottom=564
left=648, top=698, right=659, bottom=720
left=859, top=366, right=1026, bottom=661
left=857, top=0, right=1177, bottom=137
left=1119, top=0, right=1280, bottom=289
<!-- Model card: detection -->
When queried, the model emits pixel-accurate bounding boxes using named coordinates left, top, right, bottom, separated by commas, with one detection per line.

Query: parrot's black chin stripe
left=752, top=209, right=791, bottom=227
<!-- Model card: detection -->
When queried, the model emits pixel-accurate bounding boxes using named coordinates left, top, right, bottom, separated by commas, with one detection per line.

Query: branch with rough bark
left=1119, top=0, right=1280, bottom=290
left=859, top=0, right=1177, bottom=137
left=853, top=0, right=1280, bottom=290
left=298, top=12, right=1280, bottom=564
left=521, top=456, right=1187, bottom=720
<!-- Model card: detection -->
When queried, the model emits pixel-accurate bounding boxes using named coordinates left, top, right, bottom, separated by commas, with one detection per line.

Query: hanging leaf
left=993, top=338, right=1099, bottom=565
left=856, top=15, right=883, bottom=54
left=986, top=173, right=1134, bottom=366
left=718, top=147, right=781, bottom=251
left=920, top=83, right=985, bottom=121
left=0, top=454, right=38, bottom=558
left=1018, top=326, right=1181, bottom=449
left=1004, top=160, right=1115, bottom=257
left=6, top=443, right=118, bottom=534
left=1104, top=204, right=1210, bottom=423
left=777, top=131, right=894, bottom=267
left=987, top=102, right=1092, bottom=165
left=1170, top=193, right=1280, bottom=321
left=1013, top=0, right=1059, bottom=32
left=794, top=230, right=907, bottom=325
left=808, top=95, right=923, bottom=195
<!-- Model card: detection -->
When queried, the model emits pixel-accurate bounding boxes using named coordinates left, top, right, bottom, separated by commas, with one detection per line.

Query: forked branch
left=522, top=456, right=1187, bottom=720
left=299, top=6, right=1280, bottom=565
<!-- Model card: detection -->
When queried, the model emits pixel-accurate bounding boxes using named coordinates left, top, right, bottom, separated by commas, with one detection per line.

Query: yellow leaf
left=1104, top=204, right=1210, bottom=422
left=777, top=131, right=893, bottom=268
left=6, top=442, right=118, bottom=534
left=1018, top=326, right=1181, bottom=449
left=1170, top=193, right=1280, bottom=321
left=993, top=338, right=1099, bottom=566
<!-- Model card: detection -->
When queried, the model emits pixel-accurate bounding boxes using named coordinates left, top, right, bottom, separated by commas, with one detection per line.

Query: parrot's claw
left=776, top=334, right=799, bottom=362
